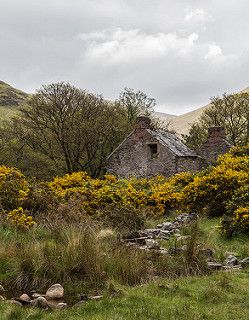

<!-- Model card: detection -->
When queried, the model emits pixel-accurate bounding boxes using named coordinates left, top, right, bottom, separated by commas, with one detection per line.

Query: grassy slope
left=0, top=81, right=28, bottom=123
left=0, top=218, right=249, bottom=319
left=1, top=272, right=249, bottom=320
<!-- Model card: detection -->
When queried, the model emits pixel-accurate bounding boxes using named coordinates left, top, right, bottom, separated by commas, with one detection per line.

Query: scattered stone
left=240, top=257, right=249, bottom=268
left=45, top=284, right=64, bottom=300
left=89, top=295, right=103, bottom=301
left=6, top=299, right=23, bottom=307
left=31, top=296, right=49, bottom=309
left=161, top=222, right=173, bottom=230
left=176, top=235, right=190, bottom=243
left=225, top=254, right=238, bottom=266
left=16, top=293, right=31, bottom=304
left=124, top=212, right=198, bottom=247
left=0, top=285, right=5, bottom=294
left=174, top=233, right=181, bottom=238
left=159, top=248, right=169, bottom=255
left=200, top=248, right=214, bottom=258
left=56, top=302, right=68, bottom=310
left=222, top=265, right=242, bottom=271
left=124, top=237, right=147, bottom=245
left=145, top=239, right=160, bottom=250
left=207, top=262, right=223, bottom=270
left=143, top=229, right=160, bottom=237
left=0, top=295, right=5, bottom=302
left=32, top=293, right=43, bottom=299
left=158, top=230, right=171, bottom=239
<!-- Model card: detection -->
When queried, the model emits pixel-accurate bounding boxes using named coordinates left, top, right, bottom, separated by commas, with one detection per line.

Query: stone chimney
left=197, top=126, right=232, bottom=165
left=135, top=116, right=152, bottom=130
left=207, top=126, right=226, bottom=141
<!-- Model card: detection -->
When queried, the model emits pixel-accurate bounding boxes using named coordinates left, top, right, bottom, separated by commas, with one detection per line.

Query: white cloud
left=205, top=44, right=222, bottom=59
left=184, top=8, right=211, bottom=23
left=1, top=0, right=248, bottom=114
left=205, top=44, right=235, bottom=64
left=80, top=28, right=199, bottom=65
left=80, top=28, right=235, bottom=67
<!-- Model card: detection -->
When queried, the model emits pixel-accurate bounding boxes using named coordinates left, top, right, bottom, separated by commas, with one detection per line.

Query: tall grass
left=0, top=220, right=209, bottom=296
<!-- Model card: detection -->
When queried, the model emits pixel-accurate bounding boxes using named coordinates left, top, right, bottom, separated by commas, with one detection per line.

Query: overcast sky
left=1, top=0, right=249, bottom=114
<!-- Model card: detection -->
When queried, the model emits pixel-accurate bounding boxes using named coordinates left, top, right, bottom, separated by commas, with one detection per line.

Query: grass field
left=1, top=272, right=249, bottom=320
left=0, top=218, right=249, bottom=319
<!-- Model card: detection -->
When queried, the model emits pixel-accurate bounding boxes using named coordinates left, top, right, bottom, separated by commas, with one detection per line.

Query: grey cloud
left=0, top=0, right=248, bottom=114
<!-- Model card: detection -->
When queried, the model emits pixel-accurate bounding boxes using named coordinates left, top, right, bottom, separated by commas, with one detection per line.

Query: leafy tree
left=183, top=92, right=249, bottom=149
left=0, top=83, right=157, bottom=179
left=118, top=87, right=155, bottom=125
left=0, top=83, right=131, bottom=178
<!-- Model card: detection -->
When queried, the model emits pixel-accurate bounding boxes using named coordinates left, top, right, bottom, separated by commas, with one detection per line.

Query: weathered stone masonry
left=197, top=126, right=232, bottom=165
left=107, top=117, right=232, bottom=178
left=107, top=116, right=202, bottom=178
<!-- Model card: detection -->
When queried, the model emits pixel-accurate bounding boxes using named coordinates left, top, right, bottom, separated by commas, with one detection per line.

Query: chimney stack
left=135, top=116, right=152, bottom=130
left=207, top=126, right=226, bottom=141
left=197, top=126, right=232, bottom=165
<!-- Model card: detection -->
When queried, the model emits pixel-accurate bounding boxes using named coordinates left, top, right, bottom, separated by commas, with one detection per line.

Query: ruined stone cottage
left=107, top=116, right=232, bottom=178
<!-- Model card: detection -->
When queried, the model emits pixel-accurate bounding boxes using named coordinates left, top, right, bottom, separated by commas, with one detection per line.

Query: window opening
left=149, top=144, right=158, bottom=159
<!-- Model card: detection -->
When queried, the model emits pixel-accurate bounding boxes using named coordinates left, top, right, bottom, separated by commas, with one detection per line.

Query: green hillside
left=0, top=81, right=29, bottom=121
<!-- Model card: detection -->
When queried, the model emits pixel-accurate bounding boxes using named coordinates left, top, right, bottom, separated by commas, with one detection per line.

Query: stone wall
left=107, top=130, right=177, bottom=178
left=107, top=129, right=200, bottom=178
left=176, top=156, right=202, bottom=173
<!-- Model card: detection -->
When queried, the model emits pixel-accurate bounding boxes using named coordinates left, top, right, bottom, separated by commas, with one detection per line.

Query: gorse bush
left=47, top=146, right=248, bottom=219
left=48, top=172, right=193, bottom=218
left=0, top=165, right=29, bottom=210
left=0, top=166, right=35, bottom=229
left=220, top=207, right=249, bottom=237
left=180, top=150, right=249, bottom=216
left=0, top=144, right=248, bottom=236
left=6, top=207, right=36, bottom=229
left=233, top=207, right=249, bottom=233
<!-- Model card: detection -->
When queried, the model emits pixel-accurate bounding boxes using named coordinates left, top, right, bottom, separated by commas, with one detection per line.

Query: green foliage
left=0, top=83, right=157, bottom=179
left=97, top=204, right=146, bottom=233
left=183, top=92, right=249, bottom=149
left=118, top=87, right=155, bottom=124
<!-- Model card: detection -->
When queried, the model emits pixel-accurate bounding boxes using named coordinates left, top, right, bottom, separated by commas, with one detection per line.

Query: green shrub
left=97, top=204, right=146, bottom=234
left=221, top=207, right=249, bottom=237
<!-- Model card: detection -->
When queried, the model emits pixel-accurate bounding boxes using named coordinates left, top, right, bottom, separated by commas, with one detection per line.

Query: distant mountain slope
left=169, top=86, right=249, bottom=135
left=0, top=81, right=28, bottom=107
left=0, top=81, right=248, bottom=134
left=0, top=81, right=29, bottom=122
left=154, top=111, right=176, bottom=120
